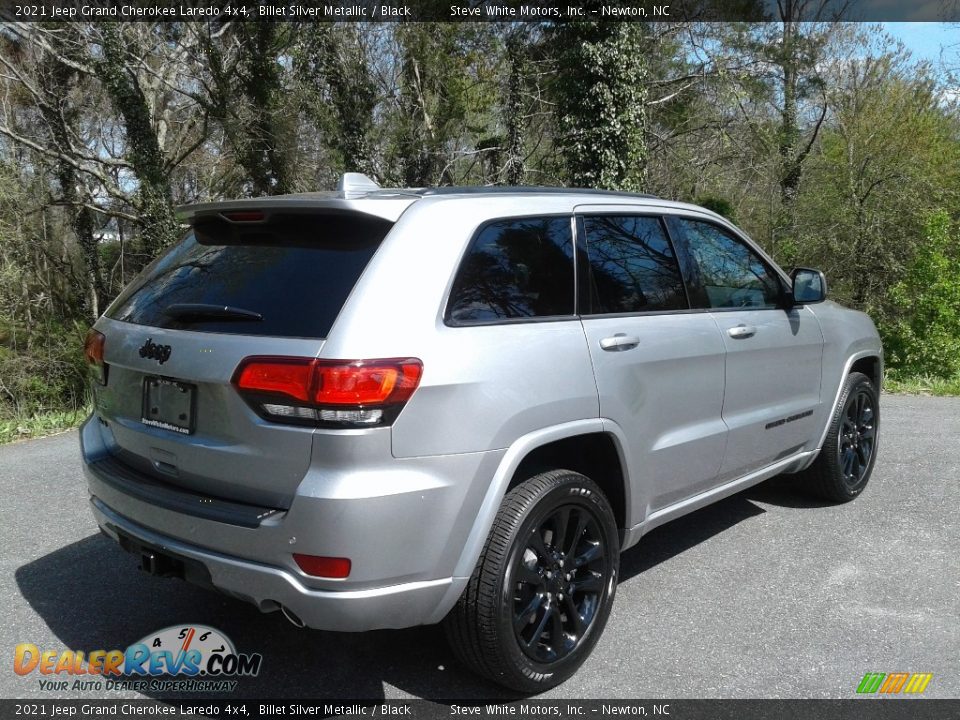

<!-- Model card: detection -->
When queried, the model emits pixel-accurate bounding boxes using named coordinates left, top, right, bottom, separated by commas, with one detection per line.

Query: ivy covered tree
left=97, top=24, right=179, bottom=256
left=551, top=22, right=650, bottom=191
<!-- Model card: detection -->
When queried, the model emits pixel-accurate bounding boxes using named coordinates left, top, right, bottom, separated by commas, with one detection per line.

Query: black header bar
left=2, top=699, right=959, bottom=719
left=1, top=0, right=956, bottom=22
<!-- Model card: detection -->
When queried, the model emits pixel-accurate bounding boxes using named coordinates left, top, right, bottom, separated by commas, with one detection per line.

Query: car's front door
left=667, top=216, right=824, bottom=482
left=576, top=211, right=729, bottom=519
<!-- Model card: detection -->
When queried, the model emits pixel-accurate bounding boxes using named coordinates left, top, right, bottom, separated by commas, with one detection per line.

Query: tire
left=802, top=371, right=879, bottom=503
left=443, top=470, right=620, bottom=693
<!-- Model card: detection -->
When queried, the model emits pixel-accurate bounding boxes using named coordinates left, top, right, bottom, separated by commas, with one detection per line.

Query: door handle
left=727, top=324, right=757, bottom=339
left=599, top=334, right=640, bottom=351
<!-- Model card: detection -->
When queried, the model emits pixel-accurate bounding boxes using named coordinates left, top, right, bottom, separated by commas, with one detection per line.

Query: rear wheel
left=443, top=470, right=619, bottom=693
left=802, top=371, right=879, bottom=502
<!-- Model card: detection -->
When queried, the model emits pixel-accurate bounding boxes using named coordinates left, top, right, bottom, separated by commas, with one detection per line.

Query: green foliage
left=786, top=43, right=960, bottom=323
left=552, top=23, right=650, bottom=191
left=883, top=372, right=960, bottom=397
left=697, top=196, right=736, bottom=221
left=881, top=211, right=960, bottom=379
left=0, top=321, right=89, bottom=422
left=0, top=406, right=89, bottom=445
left=1, top=20, right=960, bottom=412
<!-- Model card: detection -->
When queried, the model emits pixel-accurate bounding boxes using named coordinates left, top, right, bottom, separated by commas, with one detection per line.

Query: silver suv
left=81, top=175, right=882, bottom=692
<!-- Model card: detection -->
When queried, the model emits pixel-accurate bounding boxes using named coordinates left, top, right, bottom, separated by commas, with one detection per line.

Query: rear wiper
left=163, top=303, right=263, bottom=322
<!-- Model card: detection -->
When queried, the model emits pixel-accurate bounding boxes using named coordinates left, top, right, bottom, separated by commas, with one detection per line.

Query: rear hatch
left=93, top=207, right=398, bottom=508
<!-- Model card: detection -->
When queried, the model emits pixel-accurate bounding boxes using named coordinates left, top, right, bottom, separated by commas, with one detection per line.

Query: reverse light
left=83, top=329, right=107, bottom=385
left=233, top=357, right=423, bottom=428
left=293, top=554, right=351, bottom=579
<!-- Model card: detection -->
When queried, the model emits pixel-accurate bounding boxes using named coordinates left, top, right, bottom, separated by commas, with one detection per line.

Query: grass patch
left=884, top=373, right=960, bottom=396
left=0, top=406, right=89, bottom=445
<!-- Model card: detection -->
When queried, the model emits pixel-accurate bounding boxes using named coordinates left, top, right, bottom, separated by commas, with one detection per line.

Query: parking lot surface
left=2, top=394, right=957, bottom=700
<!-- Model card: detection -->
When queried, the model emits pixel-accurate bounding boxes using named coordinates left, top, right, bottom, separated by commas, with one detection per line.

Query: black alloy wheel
left=444, top=470, right=619, bottom=693
left=802, top=371, right=879, bottom=503
left=838, top=387, right=876, bottom=488
left=510, top=503, right=609, bottom=664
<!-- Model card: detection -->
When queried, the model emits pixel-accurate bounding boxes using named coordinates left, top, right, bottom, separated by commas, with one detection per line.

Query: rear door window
left=581, top=215, right=688, bottom=314
left=445, top=216, right=575, bottom=324
left=107, top=212, right=390, bottom=338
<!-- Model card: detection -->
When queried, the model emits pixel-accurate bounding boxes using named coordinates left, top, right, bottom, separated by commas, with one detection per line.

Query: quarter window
left=677, top=219, right=782, bottom=309
left=446, top=217, right=575, bottom=324
left=582, top=215, right=687, bottom=314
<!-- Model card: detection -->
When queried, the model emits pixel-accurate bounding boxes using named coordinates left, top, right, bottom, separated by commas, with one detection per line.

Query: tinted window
left=582, top=216, right=687, bottom=314
left=446, top=217, right=574, bottom=323
left=677, top=219, right=782, bottom=309
left=107, top=213, right=389, bottom=337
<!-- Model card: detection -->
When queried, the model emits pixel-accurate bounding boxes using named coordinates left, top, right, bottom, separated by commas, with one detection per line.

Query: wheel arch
left=507, top=432, right=628, bottom=539
left=814, top=350, right=883, bottom=452
left=428, top=420, right=631, bottom=624
left=850, top=355, right=882, bottom=390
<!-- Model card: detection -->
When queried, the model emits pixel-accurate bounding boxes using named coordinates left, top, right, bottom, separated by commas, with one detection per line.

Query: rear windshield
left=106, top=212, right=390, bottom=338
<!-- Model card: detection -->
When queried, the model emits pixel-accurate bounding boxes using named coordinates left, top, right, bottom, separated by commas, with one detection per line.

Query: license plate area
left=141, top=377, right=196, bottom=435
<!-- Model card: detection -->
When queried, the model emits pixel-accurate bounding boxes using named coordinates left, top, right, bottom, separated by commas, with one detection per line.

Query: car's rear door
left=576, top=209, right=728, bottom=516
left=92, top=209, right=394, bottom=508
left=666, top=215, right=823, bottom=481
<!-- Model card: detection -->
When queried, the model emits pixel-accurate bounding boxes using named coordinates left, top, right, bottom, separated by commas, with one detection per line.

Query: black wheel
left=443, top=470, right=619, bottom=693
left=802, top=371, right=879, bottom=503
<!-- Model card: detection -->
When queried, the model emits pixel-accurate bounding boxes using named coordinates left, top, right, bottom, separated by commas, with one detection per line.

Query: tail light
left=233, top=357, right=422, bottom=428
left=83, top=329, right=107, bottom=385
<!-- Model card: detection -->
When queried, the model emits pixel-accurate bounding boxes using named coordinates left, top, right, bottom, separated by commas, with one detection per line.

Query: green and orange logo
left=857, top=672, right=933, bottom=694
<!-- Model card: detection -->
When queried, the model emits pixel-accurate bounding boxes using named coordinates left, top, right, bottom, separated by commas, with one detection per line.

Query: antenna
left=337, top=173, right=381, bottom=198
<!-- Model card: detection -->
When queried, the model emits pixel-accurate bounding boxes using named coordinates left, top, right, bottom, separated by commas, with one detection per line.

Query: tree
left=196, top=22, right=297, bottom=196
left=794, top=34, right=959, bottom=316
left=295, top=25, right=377, bottom=179
left=96, top=24, right=180, bottom=255
left=551, top=22, right=651, bottom=191
left=0, top=25, right=103, bottom=319
left=384, top=24, right=498, bottom=186
left=885, top=211, right=960, bottom=378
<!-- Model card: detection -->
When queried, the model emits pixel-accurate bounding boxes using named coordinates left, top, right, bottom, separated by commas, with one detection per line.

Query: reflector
left=293, top=554, right=351, bottom=579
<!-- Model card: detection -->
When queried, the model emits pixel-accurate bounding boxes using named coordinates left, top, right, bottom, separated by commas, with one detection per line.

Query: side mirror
left=790, top=268, right=827, bottom=304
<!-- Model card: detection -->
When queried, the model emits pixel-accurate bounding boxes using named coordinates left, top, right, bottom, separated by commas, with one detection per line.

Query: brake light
left=221, top=211, right=265, bottom=222
left=83, top=329, right=106, bottom=385
left=293, top=554, right=351, bottom=579
left=314, top=362, right=421, bottom=406
left=233, top=357, right=423, bottom=427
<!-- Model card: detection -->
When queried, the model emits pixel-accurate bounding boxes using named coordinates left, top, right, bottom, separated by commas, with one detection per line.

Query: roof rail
left=417, top=186, right=658, bottom=199
left=337, top=173, right=381, bottom=198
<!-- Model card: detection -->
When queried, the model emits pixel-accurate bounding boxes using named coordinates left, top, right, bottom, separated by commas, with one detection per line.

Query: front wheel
left=802, top=371, right=879, bottom=503
left=443, top=470, right=620, bottom=693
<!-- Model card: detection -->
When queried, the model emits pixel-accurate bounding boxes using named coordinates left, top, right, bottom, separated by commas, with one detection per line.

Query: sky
left=881, top=22, right=957, bottom=65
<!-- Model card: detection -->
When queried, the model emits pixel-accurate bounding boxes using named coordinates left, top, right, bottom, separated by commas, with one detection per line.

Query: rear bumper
left=91, top=496, right=453, bottom=631
left=80, top=415, right=504, bottom=631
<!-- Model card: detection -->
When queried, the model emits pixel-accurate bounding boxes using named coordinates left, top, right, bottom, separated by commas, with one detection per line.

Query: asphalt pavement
left=2, top=394, right=957, bottom=700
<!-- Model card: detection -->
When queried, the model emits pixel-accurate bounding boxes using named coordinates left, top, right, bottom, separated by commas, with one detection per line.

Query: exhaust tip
left=280, top=605, right=306, bottom=629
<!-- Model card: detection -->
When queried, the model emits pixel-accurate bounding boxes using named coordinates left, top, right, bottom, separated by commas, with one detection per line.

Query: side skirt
left=621, top=450, right=817, bottom=549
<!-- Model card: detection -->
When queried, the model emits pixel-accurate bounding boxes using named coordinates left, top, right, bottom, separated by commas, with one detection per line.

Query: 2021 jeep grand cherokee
left=81, top=175, right=882, bottom=692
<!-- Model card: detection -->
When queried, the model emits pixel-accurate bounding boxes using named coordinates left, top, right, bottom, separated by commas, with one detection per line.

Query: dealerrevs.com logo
left=14, top=625, right=262, bottom=693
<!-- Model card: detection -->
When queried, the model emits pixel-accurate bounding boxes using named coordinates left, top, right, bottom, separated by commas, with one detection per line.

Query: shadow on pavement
left=16, top=476, right=814, bottom=701
left=15, top=533, right=512, bottom=702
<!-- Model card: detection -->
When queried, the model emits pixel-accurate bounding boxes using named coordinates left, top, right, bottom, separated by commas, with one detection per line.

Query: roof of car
left=177, top=185, right=666, bottom=223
